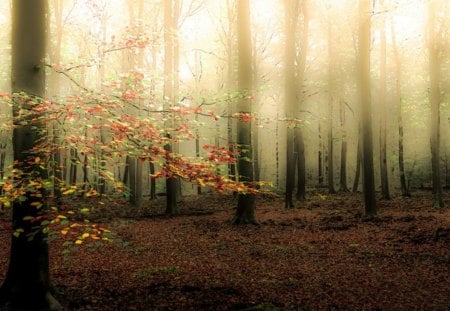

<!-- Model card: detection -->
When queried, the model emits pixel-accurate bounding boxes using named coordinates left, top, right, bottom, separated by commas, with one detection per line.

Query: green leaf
left=40, top=220, right=50, bottom=226
left=80, top=207, right=90, bottom=214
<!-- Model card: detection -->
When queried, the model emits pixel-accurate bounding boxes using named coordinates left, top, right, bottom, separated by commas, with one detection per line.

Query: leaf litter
left=0, top=191, right=449, bottom=310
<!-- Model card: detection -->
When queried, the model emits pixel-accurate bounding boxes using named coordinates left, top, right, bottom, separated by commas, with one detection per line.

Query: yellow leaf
left=75, top=240, right=83, bottom=245
left=30, top=201, right=42, bottom=207
left=81, top=233, right=90, bottom=239
left=62, top=189, right=76, bottom=195
left=60, top=229, right=69, bottom=235
left=57, top=215, right=67, bottom=219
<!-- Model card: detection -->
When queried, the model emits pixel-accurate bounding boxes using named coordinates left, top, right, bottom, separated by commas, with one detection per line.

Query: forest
left=0, top=0, right=449, bottom=310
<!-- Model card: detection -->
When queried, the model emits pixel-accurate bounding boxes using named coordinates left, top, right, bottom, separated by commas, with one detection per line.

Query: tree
left=232, top=0, right=257, bottom=224
left=378, top=0, right=390, bottom=200
left=0, top=1, right=62, bottom=310
left=126, top=0, right=144, bottom=208
left=358, top=0, right=377, bottom=218
left=326, top=22, right=336, bottom=195
left=284, top=0, right=299, bottom=208
left=295, top=0, right=309, bottom=201
left=390, top=17, right=409, bottom=197
left=339, top=99, right=349, bottom=192
left=164, top=0, right=178, bottom=214
left=427, top=0, right=445, bottom=208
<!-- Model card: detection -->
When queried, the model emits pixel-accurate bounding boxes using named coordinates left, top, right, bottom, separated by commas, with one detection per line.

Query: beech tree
left=327, top=22, right=336, bottom=195
left=0, top=1, right=62, bottom=310
left=284, top=0, right=299, bottom=208
left=378, top=0, right=390, bottom=200
left=390, top=17, right=409, bottom=197
left=164, top=0, right=178, bottom=214
left=427, top=0, right=445, bottom=208
left=232, top=0, right=257, bottom=224
left=357, top=0, right=377, bottom=218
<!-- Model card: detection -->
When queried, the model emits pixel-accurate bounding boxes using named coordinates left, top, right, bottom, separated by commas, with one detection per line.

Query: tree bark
left=284, top=0, right=299, bottom=208
left=295, top=0, right=309, bottom=201
left=327, top=23, right=336, bottom=194
left=358, top=0, right=377, bottom=218
left=427, top=0, right=445, bottom=208
left=232, top=0, right=257, bottom=224
left=390, top=19, right=409, bottom=197
left=352, top=136, right=362, bottom=193
left=164, top=0, right=178, bottom=214
left=339, top=101, right=349, bottom=192
left=378, top=0, right=390, bottom=200
left=0, top=1, right=62, bottom=310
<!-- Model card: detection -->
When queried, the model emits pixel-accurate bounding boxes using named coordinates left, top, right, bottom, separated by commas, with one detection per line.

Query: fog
left=1, top=0, right=449, bottom=204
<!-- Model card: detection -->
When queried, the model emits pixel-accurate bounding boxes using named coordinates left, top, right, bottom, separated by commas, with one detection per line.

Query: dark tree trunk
left=284, top=0, right=299, bottom=208
left=352, top=136, right=362, bottom=193
left=285, top=127, right=296, bottom=208
left=358, top=0, right=378, bottom=218
left=232, top=0, right=257, bottom=224
left=379, top=0, right=390, bottom=200
left=0, top=1, right=62, bottom=310
left=390, top=18, right=409, bottom=196
left=428, top=0, right=444, bottom=208
left=295, top=127, right=306, bottom=201
left=295, top=0, right=309, bottom=201
left=327, top=23, right=336, bottom=195
left=339, top=101, right=349, bottom=192
left=149, top=162, right=157, bottom=200
left=164, top=0, right=178, bottom=214
left=318, top=122, right=324, bottom=186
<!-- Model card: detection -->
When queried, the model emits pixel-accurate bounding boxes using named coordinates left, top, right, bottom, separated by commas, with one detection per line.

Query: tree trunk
left=339, top=101, right=349, bottom=192
left=295, top=0, right=309, bottom=201
left=164, top=0, right=178, bottom=214
left=284, top=0, right=299, bottom=208
left=50, top=0, right=64, bottom=203
left=0, top=1, right=62, bottom=310
left=427, top=0, right=445, bottom=208
left=232, top=0, right=257, bottom=224
left=390, top=19, right=409, bottom=196
left=318, top=122, right=324, bottom=186
left=327, top=23, right=336, bottom=194
left=378, top=0, right=390, bottom=200
left=352, top=136, right=362, bottom=193
left=295, top=127, right=306, bottom=200
left=358, top=0, right=377, bottom=218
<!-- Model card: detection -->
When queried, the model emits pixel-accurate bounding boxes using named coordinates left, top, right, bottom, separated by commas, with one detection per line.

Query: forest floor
left=1, top=190, right=450, bottom=310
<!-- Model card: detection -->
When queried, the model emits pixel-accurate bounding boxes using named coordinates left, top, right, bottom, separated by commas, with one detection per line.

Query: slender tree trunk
left=352, top=136, right=362, bottom=193
left=295, top=0, right=309, bottom=201
left=50, top=0, right=64, bottom=203
left=327, top=23, right=336, bottom=194
left=149, top=162, right=156, bottom=200
left=358, top=0, right=377, bottom=218
left=284, top=0, right=299, bottom=208
left=226, top=0, right=237, bottom=187
left=339, top=101, right=349, bottom=192
left=127, top=0, right=144, bottom=208
left=0, top=1, right=62, bottom=310
left=233, top=0, right=257, bottom=224
left=195, top=113, right=202, bottom=195
left=318, top=122, right=324, bottom=186
left=295, top=127, right=306, bottom=200
left=164, top=0, right=178, bottom=214
left=379, top=0, right=390, bottom=200
left=427, top=0, right=444, bottom=208
left=390, top=19, right=409, bottom=196
left=252, top=39, right=260, bottom=187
